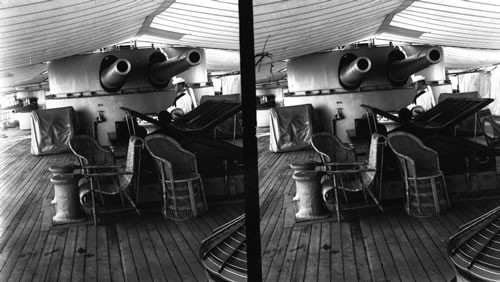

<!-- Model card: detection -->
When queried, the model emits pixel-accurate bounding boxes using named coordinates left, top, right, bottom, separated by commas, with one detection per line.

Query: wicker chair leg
left=442, top=175, right=451, bottom=208
left=365, top=186, right=384, bottom=212
left=90, top=178, right=97, bottom=226
left=413, top=178, right=423, bottom=216
left=188, top=180, right=197, bottom=217
left=430, top=178, right=440, bottom=214
left=334, top=187, right=341, bottom=222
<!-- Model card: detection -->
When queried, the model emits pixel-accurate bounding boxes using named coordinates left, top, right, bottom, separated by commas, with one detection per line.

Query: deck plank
left=386, top=215, right=430, bottom=280
left=304, top=223, right=321, bottom=281
left=106, top=223, right=125, bottom=282
left=261, top=208, right=285, bottom=281
left=0, top=196, right=42, bottom=273
left=351, top=218, right=372, bottom=282
left=152, top=216, right=196, bottom=281
left=0, top=156, right=45, bottom=231
left=58, top=226, right=78, bottom=281
left=340, top=221, right=357, bottom=281
left=377, top=213, right=415, bottom=281
left=143, top=217, right=182, bottom=282
left=364, top=213, right=398, bottom=281
left=134, top=217, right=166, bottom=280
left=264, top=223, right=292, bottom=281
left=45, top=229, right=68, bottom=282
left=396, top=214, right=446, bottom=281
left=96, top=225, right=111, bottom=282
left=125, top=219, right=152, bottom=281
left=168, top=221, right=206, bottom=281
left=317, top=222, right=331, bottom=282
left=291, top=225, right=312, bottom=281
left=4, top=215, right=43, bottom=281
left=32, top=228, right=58, bottom=282
left=116, top=221, right=138, bottom=282
left=276, top=225, right=302, bottom=282
left=84, top=224, right=98, bottom=281
left=330, top=221, right=343, bottom=281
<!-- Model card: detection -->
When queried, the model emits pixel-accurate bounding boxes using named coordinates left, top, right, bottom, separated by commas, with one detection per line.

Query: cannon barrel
left=100, top=59, right=131, bottom=90
left=149, top=49, right=202, bottom=86
left=388, top=47, right=442, bottom=83
left=339, top=56, right=372, bottom=88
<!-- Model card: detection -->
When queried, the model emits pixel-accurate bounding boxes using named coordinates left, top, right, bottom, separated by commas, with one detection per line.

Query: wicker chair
left=387, top=131, right=451, bottom=217
left=478, top=109, right=500, bottom=155
left=70, top=135, right=116, bottom=169
left=70, top=135, right=143, bottom=225
left=313, top=133, right=386, bottom=221
left=145, top=133, right=208, bottom=220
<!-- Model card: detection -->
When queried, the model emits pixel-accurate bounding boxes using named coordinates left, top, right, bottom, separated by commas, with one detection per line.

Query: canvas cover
left=269, top=104, right=315, bottom=152
left=31, top=106, right=76, bottom=155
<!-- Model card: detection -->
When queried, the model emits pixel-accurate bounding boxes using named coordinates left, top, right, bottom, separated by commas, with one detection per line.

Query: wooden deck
left=0, top=129, right=499, bottom=281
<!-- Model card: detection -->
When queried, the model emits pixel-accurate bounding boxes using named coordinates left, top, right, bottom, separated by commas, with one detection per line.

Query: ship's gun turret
left=149, top=49, right=202, bottom=87
left=388, top=47, right=442, bottom=85
left=100, top=57, right=132, bottom=91
left=339, top=56, right=372, bottom=89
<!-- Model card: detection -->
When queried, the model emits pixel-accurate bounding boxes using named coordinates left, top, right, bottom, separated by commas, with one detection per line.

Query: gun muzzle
left=339, top=56, right=372, bottom=89
left=149, top=49, right=202, bottom=86
left=100, top=59, right=131, bottom=90
left=388, top=47, right=442, bottom=84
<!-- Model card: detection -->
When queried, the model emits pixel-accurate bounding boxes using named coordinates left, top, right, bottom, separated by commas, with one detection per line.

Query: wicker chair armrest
left=81, top=164, right=124, bottom=170
left=321, top=161, right=366, bottom=167
left=326, top=167, right=375, bottom=175
left=84, top=171, right=132, bottom=177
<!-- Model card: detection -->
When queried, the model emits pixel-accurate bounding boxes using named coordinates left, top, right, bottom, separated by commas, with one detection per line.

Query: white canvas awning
left=2, top=0, right=500, bottom=88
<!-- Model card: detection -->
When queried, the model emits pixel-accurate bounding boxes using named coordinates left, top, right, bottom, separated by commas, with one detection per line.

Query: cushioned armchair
left=387, top=131, right=450, bottom=217
left=145, top=133, right=208, bottom=220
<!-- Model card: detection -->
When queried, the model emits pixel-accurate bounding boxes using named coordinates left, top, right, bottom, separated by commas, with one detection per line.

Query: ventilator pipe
left=149, top=49, right=202, bottom=87
left=100, top=58, right=132, bottom=90
left=388, top=47, right=442, bottom=85
left=339, top=56, right=372, bottom=89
